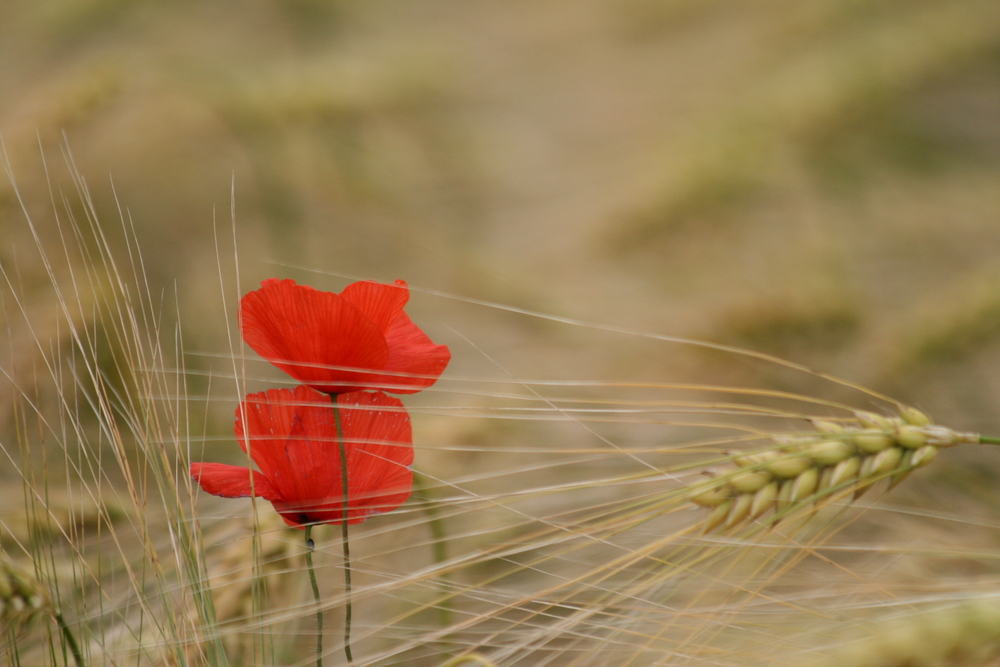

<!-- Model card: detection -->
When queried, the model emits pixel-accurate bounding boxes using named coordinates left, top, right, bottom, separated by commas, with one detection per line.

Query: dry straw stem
left=7, top=140, right=1000, bottom=665
left=1, top=144, right=233, bottom=665
left=440, top=655, right=499, bottom=667
left=196, top=512, right=306, bottom=663
left=687, top=407, right=981, bottom=532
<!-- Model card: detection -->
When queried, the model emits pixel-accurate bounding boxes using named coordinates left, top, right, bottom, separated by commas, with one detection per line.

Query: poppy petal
left=339, top=279, right=409, bottom=335
left=344, top=468, right=413, bottom=524
left=279, top=407, right=345, bottom=512
left=240, top=278, right=390, bottom=394
left=235, top=386, right=337, bottom=502
left=273, top=390, right=414, bottom=525
left=274, top=512, right=310, bottom=529
left=338, top=390, right=414, bottom=518
left=366, top=310, right=451, bottom=393
left=190, top=462, right=282, bottom=501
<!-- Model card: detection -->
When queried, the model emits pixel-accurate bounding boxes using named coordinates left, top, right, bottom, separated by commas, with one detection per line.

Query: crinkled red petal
left=338, top=389, right=414, bottom=499
left=339, top=279, right=409, bottom=336
left=240, top=278, right=390, bottom=394
left=280, top=403, right=347, bottom=511
left=366, top=310, right=451, bottom=394
left=231, top=386, right=414, bottom=526
left=235, top=386, right=338, bottom=503
left=279, top=390, right=414, bottom=525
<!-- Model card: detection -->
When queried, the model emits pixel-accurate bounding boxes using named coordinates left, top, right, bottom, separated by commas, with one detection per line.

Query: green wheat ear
left=0, top=554, right=51, bottom=631
left=686, top=407, right=981, bottom=532
left=811, top=599, right=1000, bottom=667
left=0, top=553, right=85, bottom=666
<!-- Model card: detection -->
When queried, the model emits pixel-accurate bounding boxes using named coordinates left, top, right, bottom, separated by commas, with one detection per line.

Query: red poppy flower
left=240, top=278, right=450, bottom=395
left=190, top=385, right=413, bottom=527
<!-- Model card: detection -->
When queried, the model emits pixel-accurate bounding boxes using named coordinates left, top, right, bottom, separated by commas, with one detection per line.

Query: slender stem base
left=55, top=611, right=85, bottom=667
left=333, top=404, right=354, bottom=665
left=412, top=471, right=452, bottom=632
left=304, top=526, right=322, bottom=667
left=979, top=435, right=1000, bottom=445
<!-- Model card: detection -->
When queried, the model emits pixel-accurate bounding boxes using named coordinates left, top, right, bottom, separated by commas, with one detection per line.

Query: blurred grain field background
left=4, top=0, right=1000, bottom=665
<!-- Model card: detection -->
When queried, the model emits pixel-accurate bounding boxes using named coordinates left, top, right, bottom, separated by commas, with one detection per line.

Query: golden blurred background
left=3, top=0, right=1000, bottom=662
left=4, top=0, right=1000, bottom=423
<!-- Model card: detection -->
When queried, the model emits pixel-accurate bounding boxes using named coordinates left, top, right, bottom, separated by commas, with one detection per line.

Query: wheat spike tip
left=686, top=407, right=982, bottom=532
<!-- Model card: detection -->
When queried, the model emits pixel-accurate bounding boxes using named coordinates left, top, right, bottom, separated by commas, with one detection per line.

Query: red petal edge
left=338, top=280, right=409, bottom=336
left=367, top=310, right=451, bottom=393
left=190, top=462, right=282, bottom=502
left=239, top=279, right=390, bottom=394
left=337, top=390, right=414, bottom=515
left=234, top=385, right=336, bottom=497
left=271, top=390, right=415, bottom=527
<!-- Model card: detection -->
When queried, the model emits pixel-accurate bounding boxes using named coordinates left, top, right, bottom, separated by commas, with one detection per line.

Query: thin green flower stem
left=412, top=471, right=452, bottom=631
left=304, top=526, right=322, bottom=667
left=333, top=404, right=354, bottom=665
left=979, top=435, right=1000, bottom=445
left=54, top=610, right=85, bottom=667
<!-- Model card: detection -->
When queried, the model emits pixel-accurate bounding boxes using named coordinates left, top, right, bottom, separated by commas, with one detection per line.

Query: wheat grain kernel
left=772, top=435, right=811, bottom=448
left=729, top=469, right=772, bottom=493
left=750, top=482, right=779, bottom=519
left=690, top=483, right=733, bottom=507
left=853, top=429, right=894, bottom=454
left=812, top=419, right=845, bottom=434
left=829, top=456, right=861, bottom=488
left=818, top=467, right=835, bottom=492
left=896, top=425, right=928, bottom=449
left=863, top=446, right=904, bottom=478
left=730, top=450, right=776, bottom=467
left=724, top=493, right=754, bottom=528
left=909, top=444, right=938, bottom=468
left=766, top=452, right=812, bottom=478
left=857, top=456, right=876, bottom=482
left=888, top=451, right=916, bottom=490
left=776, top=479, right=794, bottom=512
left=808, top=439, right=855, bottom=466
left=856, top=411, right=894, bottom=430
left=791, top=468, right=819, bottom=502
left=704, top=500, right=733, bottom=532
left=900, top=406, right=933, bottom=426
